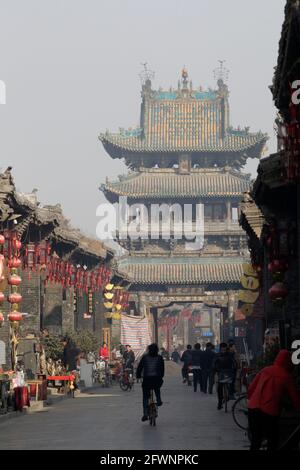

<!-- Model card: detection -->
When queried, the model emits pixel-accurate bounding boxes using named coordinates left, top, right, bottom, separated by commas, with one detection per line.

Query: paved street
left=0, top=364, right=248, bottom=450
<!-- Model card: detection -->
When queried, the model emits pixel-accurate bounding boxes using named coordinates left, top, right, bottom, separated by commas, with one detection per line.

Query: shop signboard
left=202, top=331, right=213, bottom=337
left=235, top=327, right=246, bottom=338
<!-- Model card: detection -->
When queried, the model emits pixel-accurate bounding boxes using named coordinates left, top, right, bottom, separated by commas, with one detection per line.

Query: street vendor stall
left=47, top=374, right=76, bottom=397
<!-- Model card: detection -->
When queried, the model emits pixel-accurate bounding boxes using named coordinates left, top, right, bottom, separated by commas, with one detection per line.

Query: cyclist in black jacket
left=214, top=342, right=237, bottom=409
left=136, top=343, right=165, bottom=422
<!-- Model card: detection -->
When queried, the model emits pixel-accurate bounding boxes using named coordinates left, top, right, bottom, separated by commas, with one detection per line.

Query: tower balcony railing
left=117, top=220, right=243, bottom=238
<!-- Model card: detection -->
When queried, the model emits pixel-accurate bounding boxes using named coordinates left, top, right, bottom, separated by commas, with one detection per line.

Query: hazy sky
left=0, top=0, right=286, bottom=237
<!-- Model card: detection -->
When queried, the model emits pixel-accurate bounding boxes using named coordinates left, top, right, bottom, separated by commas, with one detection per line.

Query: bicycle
left=218, top=374, right=233, bottom=413
left=119, top=368, right=134, bottom=391
left=231, top=384, right=267, bottom=449
left=232, top=370, right=257, bottom=431
left=148, top=389, right=158, bottom=426
left=232, top=393, right=248, bottom=430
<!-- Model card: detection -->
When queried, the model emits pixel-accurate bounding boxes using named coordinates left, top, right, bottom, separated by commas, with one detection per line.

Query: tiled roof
left=100, top=129, right=267, bottom=155
left=240, top=192, right=265, bottom=239
left=100, top=74, right=267, bottom=162
left=102, top=168, right=251, bottom=199
left=118, top=256, right=244, bottom=285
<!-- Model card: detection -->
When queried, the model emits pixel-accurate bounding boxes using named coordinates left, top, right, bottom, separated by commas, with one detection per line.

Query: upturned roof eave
left=100, top=134, right=268, bottom=156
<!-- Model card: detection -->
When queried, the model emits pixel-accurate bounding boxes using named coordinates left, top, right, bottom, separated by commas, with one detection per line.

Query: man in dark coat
left=136, top=343, right=165, bottom=421
left=191, top=343, right=204, bottom=392
left=62, top=337, right=80, bottom=372
left=181, top=344, right=192, bottom=383
left=201, top=342, right=216, bottom=393
left=171, top=348, right=181, bottom=363
left=123, top=345, right=135, bottom=371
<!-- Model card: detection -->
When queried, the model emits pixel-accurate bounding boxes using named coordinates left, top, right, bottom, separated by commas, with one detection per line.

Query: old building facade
left=100, top=67, right=267, bottom=349
left=0, top=168, right=117, bottom=369
left=240, top=0, right=300, bottom=350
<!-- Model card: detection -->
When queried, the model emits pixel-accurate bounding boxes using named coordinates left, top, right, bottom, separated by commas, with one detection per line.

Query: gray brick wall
left=76, top=291, right=92, bottom=330
left=44, top=282, right=63, bottom=335
left=94, top=290, right=105, bottom=341
left=62, top=286, right=75, bottom=334
left=20, top=269, right=40, bottom=335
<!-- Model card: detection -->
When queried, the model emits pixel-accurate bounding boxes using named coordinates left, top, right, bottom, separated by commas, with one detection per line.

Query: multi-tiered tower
left=99, top=67, right=267, bottom=346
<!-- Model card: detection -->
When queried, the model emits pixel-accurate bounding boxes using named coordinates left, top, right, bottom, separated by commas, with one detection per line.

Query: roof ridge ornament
left=181, top=66, right=189, bottom=90
left=139, top=62, right=155, bottom=89
left=213, top=60, right=229, bottom=89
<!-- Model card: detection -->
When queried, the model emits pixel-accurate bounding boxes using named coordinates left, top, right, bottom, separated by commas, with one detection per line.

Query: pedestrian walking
left=228, top=341, right=241, bottom=397
left=201, top=342, right=216, bottom=393
left=123, top=345, right=135, bottom=372
left=181, top=345, right=192, bottom=383
left=171, top=348, right=181, bottom=363
left=191, top=343, right=203, bottom=392
left=160, top=347, right=170, bottom=361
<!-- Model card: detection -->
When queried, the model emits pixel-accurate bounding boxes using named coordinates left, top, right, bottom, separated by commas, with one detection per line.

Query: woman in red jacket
left=247, top=349, right=300, bottom=451
left=99, top=342, right=109, bottom=360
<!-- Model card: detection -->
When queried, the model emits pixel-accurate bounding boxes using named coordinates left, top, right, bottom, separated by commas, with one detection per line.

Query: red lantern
left=8, top=293, right=22, bottom=304
left=268, top=262, right=272, bottom=272
left=16, top=239, right=21, bottom=250
left=271, top=259, right=288, bottom=273
left=0, top=292, right=5, bottom=303
left=8, top=257, right=22, bottom=269
left=0, top=235, right=5, bottom=245
left=268, top=282, right=288, bottom=301
left=8, top=274, right=22, bottom=286
left=12, top=239, right=22, bottom=251
left=266, top=237, right=273, bottom=247
left=8, top=312, right=23, bottom=322
left=25, top=243, right=36, bottom=269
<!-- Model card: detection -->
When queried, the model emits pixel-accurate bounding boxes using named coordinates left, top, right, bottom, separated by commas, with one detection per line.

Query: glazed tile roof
left=100, top=128, right=267, bottom=155
left=240, top=192, right=265, bottom=239
left=118, top=256, right=244, bottom=285
left=100, top=76, right=267, bottom=157
left=102, top=168, right=251, bottom=199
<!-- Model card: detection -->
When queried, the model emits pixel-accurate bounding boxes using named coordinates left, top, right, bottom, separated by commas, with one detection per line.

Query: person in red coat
left=99, top=342, right=109, bottom=360
left=247, top=349, right=300, bottom=451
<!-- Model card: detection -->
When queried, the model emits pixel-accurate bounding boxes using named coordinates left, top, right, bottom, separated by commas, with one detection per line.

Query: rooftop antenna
left=213, top=60, right=229, bottom=85
left=139, top=62, right=155, bottom=85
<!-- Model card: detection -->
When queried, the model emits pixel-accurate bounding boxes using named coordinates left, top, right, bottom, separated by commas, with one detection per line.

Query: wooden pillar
left=226, top=200, right=231, bottom=225
left=151, top=307, right=158, bottom=344
left=227, top=291, right=236, bottom=340
left=183, top=317, right=189, bottom=346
